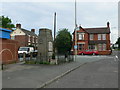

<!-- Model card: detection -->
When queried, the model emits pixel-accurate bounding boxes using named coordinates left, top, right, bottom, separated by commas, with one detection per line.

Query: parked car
left=18, top=47, right=34, bottom=57
left=78, top=50, right=99, bottom=55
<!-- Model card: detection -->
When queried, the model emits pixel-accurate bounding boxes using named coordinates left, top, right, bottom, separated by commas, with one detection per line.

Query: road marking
left=115, top=55, right=119, bottom=61
left=115, top=55, right=118, bottom=59
left=113, top=71, right=118, bottom=73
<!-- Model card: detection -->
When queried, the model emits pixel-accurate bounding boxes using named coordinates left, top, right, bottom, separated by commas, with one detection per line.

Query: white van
left=18, top=47, right=34, bottom=55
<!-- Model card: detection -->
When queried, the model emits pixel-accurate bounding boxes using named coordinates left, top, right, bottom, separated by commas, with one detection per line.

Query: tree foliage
left=115, top=37, right=120, bottom=49
left=0, top=16, right=15, bottom=28
left=55, top=28, right=72, bottom=54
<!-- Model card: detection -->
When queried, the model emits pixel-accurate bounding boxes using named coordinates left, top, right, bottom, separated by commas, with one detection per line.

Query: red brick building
left=10, top=24, right=38, bottom=49
left=73, top=22, right=111, bottom=55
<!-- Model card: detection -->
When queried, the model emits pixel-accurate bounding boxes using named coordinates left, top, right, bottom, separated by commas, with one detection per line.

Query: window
left=78, top=44, right=84, bottom=50
left=90, top=34, right=94, bottom=40
left=98, top=34, right=102, bottom=40
left=103, top=44, right=106, bottom=50
left=28, top=35, right=30, bottom=42
left=98, top=44, right=102, bottom=51
left=28, top=43, right=31, bottom=45
left=102, top=34, right=106, bottom=40
left=98, top=44, right=106, bottom=51
left=98, top=34, right=106, bottom=40
left=78, top=34, right=84, bottom=40
left=88, top=45, right=95, bottom=50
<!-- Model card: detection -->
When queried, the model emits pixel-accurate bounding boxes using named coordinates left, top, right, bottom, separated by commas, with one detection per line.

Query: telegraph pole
left=74, top=0, right=77, bottom=61
left=54, top=12, right=56, bottom=41
left=53, top=12, right=56, bottom=55
left=75, top=0, right=77, bottom=27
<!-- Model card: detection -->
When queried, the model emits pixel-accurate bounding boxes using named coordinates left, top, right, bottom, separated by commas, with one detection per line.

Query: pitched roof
left=21, top=28, right=37, bottom=36
left=83, top=27, right=110, bottom=34
left=0, top=27, right=14, bottom=31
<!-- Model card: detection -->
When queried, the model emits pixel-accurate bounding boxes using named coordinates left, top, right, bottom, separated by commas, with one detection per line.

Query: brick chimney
left=31, top=29, right=35, bottom=33
left=107, top=22, right=110, bottom=28
left=16, top=24, right=21, bottom=29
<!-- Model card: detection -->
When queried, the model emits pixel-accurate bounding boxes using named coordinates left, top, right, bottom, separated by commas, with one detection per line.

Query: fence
left=18, top=52, right=37, bottom=61
left=56, top=53, right=74, bottom=64
left=18, top=52, right=74, bottom=64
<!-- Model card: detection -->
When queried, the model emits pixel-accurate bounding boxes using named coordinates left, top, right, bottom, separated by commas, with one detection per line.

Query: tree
left=0, top=16, right=15, bottom=28
left=55, top=28, right=72, bottom=54
left=115, top=37, right=120, bottom=49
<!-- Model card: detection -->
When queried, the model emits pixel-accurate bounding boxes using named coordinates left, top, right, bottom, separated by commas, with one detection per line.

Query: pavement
left=2, top=51, right=119, bottom=89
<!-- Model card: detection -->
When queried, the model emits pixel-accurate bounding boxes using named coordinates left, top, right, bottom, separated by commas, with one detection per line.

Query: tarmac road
left=45, top=51, right=119, bottom=88
left=2, top=51, right=119, bottom=89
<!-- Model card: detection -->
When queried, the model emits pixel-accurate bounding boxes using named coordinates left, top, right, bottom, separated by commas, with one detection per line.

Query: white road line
left=115, top=55, right=118, bottom=59
left=113, top=55, right=119, bottom=61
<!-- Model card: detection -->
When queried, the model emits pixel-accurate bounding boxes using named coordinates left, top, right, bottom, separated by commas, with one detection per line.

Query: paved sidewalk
left=2, top=55, right=114, bottom=88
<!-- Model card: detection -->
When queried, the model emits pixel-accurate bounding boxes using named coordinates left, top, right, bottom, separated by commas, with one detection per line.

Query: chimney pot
left=16, top=24, right=21, bottom=29
left=31, top=29, right=35, bottom=33
left=107, top=22, right=110, bottom=28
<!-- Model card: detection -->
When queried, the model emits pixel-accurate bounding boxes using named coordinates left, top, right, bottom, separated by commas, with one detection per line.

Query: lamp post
left=74, top=0, right=77, bottom=61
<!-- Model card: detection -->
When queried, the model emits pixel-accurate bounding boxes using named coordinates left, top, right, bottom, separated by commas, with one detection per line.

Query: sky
left=1, top=0, right=118, bottom=44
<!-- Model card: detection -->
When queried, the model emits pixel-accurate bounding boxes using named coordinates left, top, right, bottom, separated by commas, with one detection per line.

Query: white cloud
left=1, top=2, right=118, bottom=43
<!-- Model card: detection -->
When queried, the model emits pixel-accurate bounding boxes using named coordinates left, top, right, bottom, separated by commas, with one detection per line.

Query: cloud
left=1, top=2, right=118, bottom=43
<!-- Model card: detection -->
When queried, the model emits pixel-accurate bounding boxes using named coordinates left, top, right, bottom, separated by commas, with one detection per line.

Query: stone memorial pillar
left=37, top=28, right=53, bottom=62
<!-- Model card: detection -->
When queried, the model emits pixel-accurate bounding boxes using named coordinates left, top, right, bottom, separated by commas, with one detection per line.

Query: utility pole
left=54, top=12, right=56, bottom=41
left=53, top=12, right=56, bottom=55
left=74, top=0, right=77, bottom=61
left=75, top=0, right=77, bottom=27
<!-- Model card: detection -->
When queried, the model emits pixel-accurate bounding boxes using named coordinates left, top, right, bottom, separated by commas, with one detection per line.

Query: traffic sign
left=74, top=45, right=77, bottom=49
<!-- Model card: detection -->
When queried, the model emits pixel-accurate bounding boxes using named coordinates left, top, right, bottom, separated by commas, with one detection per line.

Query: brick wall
left=15, top=35, right=28, bottom=47
left=0, top=38, right=19, bottom=64
left=98, top=50, right=111, bottom=55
